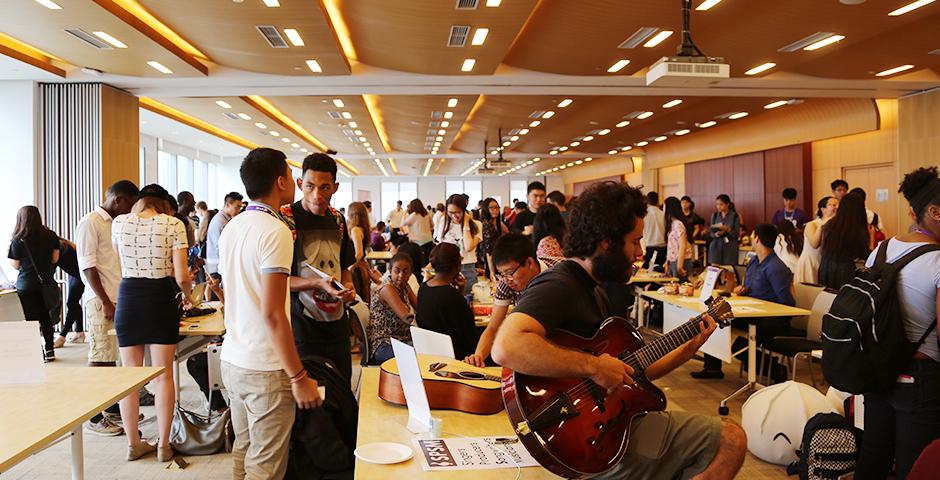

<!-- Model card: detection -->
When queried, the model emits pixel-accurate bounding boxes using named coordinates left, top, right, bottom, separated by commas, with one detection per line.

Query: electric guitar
left=501, top=297, right=734, bottom=479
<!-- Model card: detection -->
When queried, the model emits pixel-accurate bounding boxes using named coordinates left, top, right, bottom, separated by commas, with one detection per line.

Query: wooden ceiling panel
left=138, top=0, right=349, bottom=76
left=371, top=95, right=478, bottom=155
left=340, top=0, right=538, bottom=74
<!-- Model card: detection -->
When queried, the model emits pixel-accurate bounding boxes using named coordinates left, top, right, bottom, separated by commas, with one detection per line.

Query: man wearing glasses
left=464, top=234, right=541, bottom=367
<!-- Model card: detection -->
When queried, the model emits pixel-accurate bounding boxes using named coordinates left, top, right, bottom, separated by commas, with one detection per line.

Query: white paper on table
left=733, top=306, right=763, bottom=313
left=0, top=322, right=46, bottom=385
left=391, top=339, right=433, bottom=433
left=410, top=326, right=455, bottom=359
left=699, top=266, right=721, bottom=302
left=727, top=298, right=762, bottom=305
left=413, top=437, right=540, bottom=471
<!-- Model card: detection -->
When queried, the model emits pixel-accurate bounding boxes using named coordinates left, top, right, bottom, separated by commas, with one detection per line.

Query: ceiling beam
left=139, top=97, right=258, bottom=150
left=0, top=33, right=65, bottom=78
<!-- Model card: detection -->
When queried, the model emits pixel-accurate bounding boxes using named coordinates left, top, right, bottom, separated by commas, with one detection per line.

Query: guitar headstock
left=703, top=296, right=734, bottom=328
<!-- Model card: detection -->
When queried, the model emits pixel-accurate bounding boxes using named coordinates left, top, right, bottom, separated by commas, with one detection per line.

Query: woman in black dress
left=818, top=191, right=873, bottom=289
left=416, top=243, right=480, bottom=359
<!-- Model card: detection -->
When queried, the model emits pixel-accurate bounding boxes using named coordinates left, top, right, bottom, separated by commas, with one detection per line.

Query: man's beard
left=591, top=241, right=634, bottom=284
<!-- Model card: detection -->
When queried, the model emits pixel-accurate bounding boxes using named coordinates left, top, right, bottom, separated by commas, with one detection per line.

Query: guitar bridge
left=515, top=421, right=531, bottom=436
left=525, top=392, right=581, bottom=432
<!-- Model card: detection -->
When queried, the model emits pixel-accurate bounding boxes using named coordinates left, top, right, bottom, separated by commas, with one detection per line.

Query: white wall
left=139, top=133, right=158, bottom=186
left=0, top=81, right=38, bottom=282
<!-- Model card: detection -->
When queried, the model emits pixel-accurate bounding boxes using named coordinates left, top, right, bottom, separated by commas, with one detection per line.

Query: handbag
left=169, top=389, right=233, bottom=456
left=20, top=239, right=61, bottom=312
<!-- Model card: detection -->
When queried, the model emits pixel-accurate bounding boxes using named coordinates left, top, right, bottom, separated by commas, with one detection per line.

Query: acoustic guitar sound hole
left=457, top=371, right=485, bottom=380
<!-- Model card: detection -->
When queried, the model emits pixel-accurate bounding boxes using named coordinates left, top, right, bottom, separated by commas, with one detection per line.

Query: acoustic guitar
left=501, top=297, right=734, bottom=479
left=378, top=354, right=504, bottom=415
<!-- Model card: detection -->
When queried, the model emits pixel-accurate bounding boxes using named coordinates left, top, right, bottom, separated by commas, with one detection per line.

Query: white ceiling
left=0, top=54, right=60, bottom=81
left=139, top=108, right=248, bottom=158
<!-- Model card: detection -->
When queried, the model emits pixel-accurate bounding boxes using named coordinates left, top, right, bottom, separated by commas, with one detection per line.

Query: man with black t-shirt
left=492, top=181, right=746, bottom=479
left=509, top=181, right=546, bottom=235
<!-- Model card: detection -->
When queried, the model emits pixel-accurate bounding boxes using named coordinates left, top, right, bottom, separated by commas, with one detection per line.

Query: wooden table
left=640, top=291, right=810, bottom=415
left=355, top=367, right=559, bottom=479
left=0, top=366, right=163, bottom=479
left=366, top=251, right=394, bottom=265
left=0, top=289, right=24, bottom=321
left=628, top=270, right=678, bottom=329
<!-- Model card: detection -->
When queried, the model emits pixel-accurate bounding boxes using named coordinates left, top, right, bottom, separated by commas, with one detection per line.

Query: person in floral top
left=664, top=196, right=694, bottom=280
left=367, top=253, right=418, bottom=364
left=480, top=197, right=508, bottom=282
left=533, top=204, right=566, bottom=267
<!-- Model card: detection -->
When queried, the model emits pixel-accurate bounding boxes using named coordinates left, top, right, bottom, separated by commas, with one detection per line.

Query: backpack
left=820, top=241, right=940, bottom=394
left=795, top=412, right=861, bottom=480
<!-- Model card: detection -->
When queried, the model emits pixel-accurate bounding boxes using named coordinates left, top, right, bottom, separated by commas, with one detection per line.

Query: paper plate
left=354, top=442, right=414, bottom=464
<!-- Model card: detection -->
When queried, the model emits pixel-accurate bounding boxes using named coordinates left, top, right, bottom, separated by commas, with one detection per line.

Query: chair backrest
left=0, top=292, right=25, bottom=322
left=348, top=299, right=372, bottom=365
left=792, top=283, right=825, bottom=332
left=806, top=290, right=837, bottom=342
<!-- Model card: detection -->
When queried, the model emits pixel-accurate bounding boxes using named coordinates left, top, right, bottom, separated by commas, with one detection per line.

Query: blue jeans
left=371, top=343, right=395, bottom=365
left=668, top=259, right=693, bottom=282
left=461, top=263, right=478, bottom=296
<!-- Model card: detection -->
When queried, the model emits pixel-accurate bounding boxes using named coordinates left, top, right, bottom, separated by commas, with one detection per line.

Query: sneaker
left=53, top=335, right=67, bottom=348
left=86, top=417, right=124, bottom=437
left=104, top=412, right=144, bottom=426
left=66, top=332, right=85, bottom=344
left=138, top=388, right=155, bottom=406
left=43, top=349, right=55, bottom=363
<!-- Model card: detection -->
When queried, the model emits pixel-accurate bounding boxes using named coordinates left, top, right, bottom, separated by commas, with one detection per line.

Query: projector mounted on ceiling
left=645, top=0, right=729, bottom=87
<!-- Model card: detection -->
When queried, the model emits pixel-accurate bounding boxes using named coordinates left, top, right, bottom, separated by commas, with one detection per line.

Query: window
left=208, top=163, right=218, bottom=209
left=139, top=147, right=146, bottom=187
left=332, top=181, right=352, bottom=213
left=177, top=155, right=194, bottom=194
left=510, top=180, right=527, bottom=207
left=381, top=181, right=417, bottom=223
left=193, top=159, right=208, bottom=205
left=158, top=150, right=177, bottom=193
left=445, top=180, right=482, bottom=211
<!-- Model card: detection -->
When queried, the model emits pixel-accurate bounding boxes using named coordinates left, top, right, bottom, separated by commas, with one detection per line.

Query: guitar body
left=502, top=318, right=667, bottom=479
left=379, top=354, right=505, bottom=415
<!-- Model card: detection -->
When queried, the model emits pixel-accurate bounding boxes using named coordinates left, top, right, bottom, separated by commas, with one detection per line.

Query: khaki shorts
left=85, top=297, right=117, bottom=364
left=595, top=410, right=723, bottom=480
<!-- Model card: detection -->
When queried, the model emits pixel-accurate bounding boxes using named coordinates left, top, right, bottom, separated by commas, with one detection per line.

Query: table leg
left=719, top=324, right=760, bottom=415
left=70, top=425, right=84, bottom=480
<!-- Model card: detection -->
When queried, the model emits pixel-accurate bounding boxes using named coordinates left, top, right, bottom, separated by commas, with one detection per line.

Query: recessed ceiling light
left=875, top=64, right=915, bottom=77
left=358, top=136, right=367, bottom=142
left=804, top=34, right=845, bottom=51
left=471, top=28, right=489, bottom=46
left=291, top=143, right=300, bottom=148
left=34, top=0, right=62, bottom=9
left=332, top=99, right=345, bottom=108
left=533, top=157, right=540, bottom=162
left=305, top=59, right=322, bottom=73
left=486, top=0, right=501, bottom=6
left=342, top=111, right=352, bottom=119
left=616, top=120, right=630, bottom=128
left=636, top=141, right=649, bottom=146
left=215, top=100, right=232, bottom=109
left=434, top=141, right=441, bottom=146
left=263, top=0, right=280, bottom=6
left=558, top=99, right=573, bottom=108
left=559, top=146, right=569, bottom=151
left=93, top=31, right=127, bottom=49
left=363, top=142, right=370, bottom=147
left=745, top=62, right=776, bottom=75
left=696, top=0, right=722, bottom=10
left=662, top=99, right=683, bottom=108
left=440, top=121, right=450, bottom=128
left=607, top=59, right=631, bottom=73
left=147, top=61, right=172, bottom=74
left=281, top=138, right=290, bottom=143
left=301, top=148, right=309, bottom=153
left=654, top=136, right=668, bottom=142
left=575, top=160, right=583, bottom=165
left=585, top=157, right=593, bottom=162
left=570, top=141, right=581, bottom=147
left=608, top=149, right=618, bottom=154
left=583, top=135, right=594, bottom=141
left=598, top=129, right=611, bottom=135
left=699, top=120, right=717, bottom=128
left=283, top=29, right=304, bottom=47
left=436, top=136, right=444, bottom=141
left=729, top=112, right=749, bottom=119
left=764, top=100, right=788, bottom=109
left=549, top=150, right=558, bottom=155
left=529, top=120, right=541, bottom=127
left=255, top=122, right=266, bottom=129
left=438, top=129, right=447, bottom=135
left=542, top=111, right=555, bottom=119
left=501, top=141, right=510, bottom=146
left=510, top=135, right=520, bottom=141
left=644, top=30, right=673, bottom=48
left=348, top=121, right=358, bottom=128
left=354, top=129, right=363, bottom=135
left=270, top=131, right=280, bottom=136
left=237, top=113, right=251, bottom=120
left=621, top=146, right=633, bottom=151
left=461, top=59, right=476, bottom=72
left=447, top=98, right=458, bottom=108
left=519, top=128, right=529, bottom=135
left=637, top=111, right=654, bottom=120
left=889, top=0, right=935, bottom=16
left=675, top=129, right=691, bottom=136
left=566, top=162, right=575, bottom=167
left=444, top=111, right=454, bottom=119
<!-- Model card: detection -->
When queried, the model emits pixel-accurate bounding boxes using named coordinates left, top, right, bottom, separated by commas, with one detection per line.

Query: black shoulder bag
left=20, top=238, right=62, bottom=313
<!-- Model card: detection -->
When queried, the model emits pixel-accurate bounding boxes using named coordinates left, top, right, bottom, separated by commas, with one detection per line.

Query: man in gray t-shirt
left=206, top=192, right=244, bottom=274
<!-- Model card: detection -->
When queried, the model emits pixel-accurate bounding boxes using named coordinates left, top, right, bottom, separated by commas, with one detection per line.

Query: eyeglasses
left=496, top=263, right=522, bottom=281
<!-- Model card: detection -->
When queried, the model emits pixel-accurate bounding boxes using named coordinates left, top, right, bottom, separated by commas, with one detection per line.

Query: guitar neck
left=619, top=313, right=708, bottom=372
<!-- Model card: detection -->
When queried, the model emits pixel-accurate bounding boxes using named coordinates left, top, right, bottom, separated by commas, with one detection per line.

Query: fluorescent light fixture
left=636, top=141, right=649, bottom=146
left=542, top=111, right=555, bottom=119
left=348, top=121, right=358, bottom=128
left=301, top=148, right=309, bottom=153
left=281, top=138, right=291, bottom=143
left=34, top=0, right=62, bottom=9
left=637, top=111, right=654, bottom=120
left=305, top=59, right=322, bottom=73
left=332, top=99, right=345, bottom=108
left=644, top=30, right=673, bottom=48
left=608, top=149, right=618, bottom=154
left=510, top=135, right=520, bottom=141
left=502, top=141, right=510, bottom=146
left=876, top=64, right=915, bottom=77
left=363, top=142, right=370, bottom=147
left=448, top=98, right=458, bottom=108
left=598, top=129, right=611, bottom=135
left=93, top=31, right=127, bottom=49
left=519, top=128, right=529, bottom=135
left=804, top=34, right=845, bottom=51
left=147, top=61, right=172, bottom=74
left=618, top=27, right=660, bottom=49
left=764, top=100, right=788, bottom=109
left=237, top=113, right=251, bottom=120
left=559, top=146, right=568, bottom=151
left=696, top=0, right=722, bottom=10
left=358, top=136, right=367, bottom=142
left=607, top=59, right=631, bottom=73
left=263, top=0, right=280, bottom=6
left=291, top=143, right=300, bottom=148
left=745, top=62, right=776, bottom=75
left=662, top=99, right=683, bottom=108
left=440, top=121, right=450, bottom=128
left=354, top=130, right=363, bottom=135
left=889, top=0, right=935, bottom=16
left=675, top=129, right=690, bottom=136
left=471, top=28, right=489, bottom=46
left=486, top=0, right=501, bottom=6
left=270, top=131, right=280, bottom=136
left=529, top=120, right=541, bottom=127
left=570, top=141, right=580, bottom=147
left=621, top=146, right=633, bottom=151
left=341, top=111, right=352, bottom=119
left=729, top=112, right=749, bottom=119
left=582, top=135, right=594, bottom=141
left=616, top=120, right=630, bottom=128
left=461, top=58, right=476, bottom=72
left=437, top=129, right=446, bottom=135
left=215, top=100, right=232, bottom=109
left=436, top=136, right=444, bottom=141
left=283, top=29, right=304, bottom=46
left=654, top=136, right=668, bottom=142
left=575, top=160, right=583, bottom=165
left=254, top=122, right=267, bottom=129
left=444, top=111, right=454, bottom=119
left=558, top=98, right=573, bottom=108
left=423, top=159, right=433, bottom=176
left=699, top=120, right=717, bottom=128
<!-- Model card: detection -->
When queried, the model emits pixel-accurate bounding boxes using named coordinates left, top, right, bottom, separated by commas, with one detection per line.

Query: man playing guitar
left=492, top=182, right=746, bottom=479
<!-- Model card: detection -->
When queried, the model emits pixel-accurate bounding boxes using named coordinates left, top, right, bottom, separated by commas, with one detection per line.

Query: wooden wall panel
left=899, top=90, right=940, bottom=232
left=763, top=144, right=812, bottom=222
left=572, top=174, right=623, bottom=196
left=732, top=152, right=765, bottom=230
left=686, top=157, right=734, bottom=223
left=101, top=86, right=139, bottom=196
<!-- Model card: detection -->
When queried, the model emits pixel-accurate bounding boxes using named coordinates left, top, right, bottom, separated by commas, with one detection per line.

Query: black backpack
left=821, top=241, right=940, bottom=394
left=795, top=412, right=862, bottom=480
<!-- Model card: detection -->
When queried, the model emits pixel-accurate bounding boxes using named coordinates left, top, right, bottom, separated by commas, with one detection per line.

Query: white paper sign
left=0, top=322, right=47, bottom=385
left=391, top=338, right=433, bottom=433
left=414, top=437, right=540, bottom=471
left=699, top=266, right=722, bottom=302
left=410, top=326, right=455, bottom=359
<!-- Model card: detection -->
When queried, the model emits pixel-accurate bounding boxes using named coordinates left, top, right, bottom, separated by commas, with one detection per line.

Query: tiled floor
left=6, top=336, right=811, bottom=479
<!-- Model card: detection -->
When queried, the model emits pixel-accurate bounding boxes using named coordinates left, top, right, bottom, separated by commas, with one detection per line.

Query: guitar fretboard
left=618, top=308, right=713, bottom=372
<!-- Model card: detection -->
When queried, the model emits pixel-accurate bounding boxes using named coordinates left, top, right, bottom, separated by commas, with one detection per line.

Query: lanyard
left=914, top=228, right=940, bottom=244
left=245, top=203, right=280, bottom=220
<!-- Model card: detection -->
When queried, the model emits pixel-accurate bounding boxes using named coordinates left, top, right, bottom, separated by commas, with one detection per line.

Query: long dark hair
left=407, top=198, right=428, bottom=216
left=533, top=204, right=566, bottom=248
left=11, top=206, right=53, bottom=243
left=479, top=197, right=500, bottom=223
left=663, top=196, right=691, bottom=241
left=776, top=220, right=803, bottom=256
left=443, top=194, right=479, bottom=237
left=822, top=192, right=869, bottom=257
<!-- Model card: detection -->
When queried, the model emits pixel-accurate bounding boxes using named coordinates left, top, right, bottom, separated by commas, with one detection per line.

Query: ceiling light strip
left=319, top=0, right=356, bottom=67
left=0, top=33, right=66, bottom=77
left=875, top=64, right=915, bottom=77
left=139, top=97, right=258, bottom=150
left=888, top=0, right=935, bottom=16
left=362, top=94, right=393, bottom=154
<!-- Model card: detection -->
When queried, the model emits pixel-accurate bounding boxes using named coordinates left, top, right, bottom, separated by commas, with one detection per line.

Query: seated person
left=693, top=223, right=796, bottom=380
left=367, top=253, right=418, bottom=364
left=416, top=243, right=480, bottom=359
left=390, top=233, right=424, bottom=285
left=371, top=221, right=389, bottom=252
left=491, top=181, right=745, bottom=479
left=465, top=234, right=541, bottom=367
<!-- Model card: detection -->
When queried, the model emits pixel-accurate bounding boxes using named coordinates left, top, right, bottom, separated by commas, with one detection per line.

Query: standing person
left=819, top=192, right=874, bottom=289
left=367, top=253, right=418, bottom=364
left=643, top=191, right=667, bottom=270
left=708, top=194, right=741, bottom=266
left=75, top=180, right=138, bottom=436
left=664, top=196, right=693, bottom=281
left=682, top=196, right=707, bottom=241
left=510, top=181, right=547, bottom=235
left=52, top=238, right=85, bottom=347
left=176, top=191, right=197, bottom=247
left=385, top=200, right=406, bottom=236
left=533, top=204, right=566, bottom=268
left=111, top=184, right=192, bottom=462
left=771, top=188, right=812, bottom=229
left=831, top=179, right=849, bottom=200
left=401, top=199, right=434, bottom=263
left=347, top=201, right=375, bottom=303
left=194, top=203, right=211, bottom=247
left=491, top=181, right=746, bottom=478
left=7, top=206, right=60, bottom=362
left=433, top=194, right=482, bottom=296
left=194, top=201, right=208, bottom=229
left=219, top=147, right=324, bottom=479
left=547, top=190, right=568, bottom=222
left=281, top=153, right=358, bottom=382
left=363, top=200, right=374, bottom=225
left=855, top=166, right=940, bottom=479
left=432, top=202, right=445, bottom=229
left=795, top=196, right=838, bottom=285
left=205, top=192, right=244, bottom=275
left=416, top=243, right=480, bottom=359
left=479, top=197, right=508, bottom=283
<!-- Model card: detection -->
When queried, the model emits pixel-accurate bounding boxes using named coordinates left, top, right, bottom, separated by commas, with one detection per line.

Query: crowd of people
left=6, top=144, right=939, bottom=478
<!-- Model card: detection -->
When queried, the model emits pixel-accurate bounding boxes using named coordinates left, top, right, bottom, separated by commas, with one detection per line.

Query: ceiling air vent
left=456, top=0, right=478, bottom=10
left=429, top=121, right=441, bottom=128
left=427, top=129, right=439, bottom=136
left=778, top=32, right=834, bottom=52
left=64, top=28, right=112, bottom=50
left=930, top=48, right=940, bottom=55
left=529, top=110, right=547, bottom=118
left=431, top=111, right=443, bottom=119
left=341, top=129, right=355, bottom=136
left=327, top=111, right=342, bottom=119
left=448, top=25, right=471, bottom=47
left=222, top=112, right=241, bottom=120
left=618, top=27, right=659, bottom=49
left=256, top=25, right=289, bottom=48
